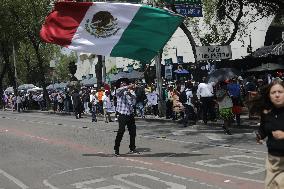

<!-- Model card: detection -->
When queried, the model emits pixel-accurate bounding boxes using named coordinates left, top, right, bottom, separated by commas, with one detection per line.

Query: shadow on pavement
left=82, top=152, right=209, bottom=158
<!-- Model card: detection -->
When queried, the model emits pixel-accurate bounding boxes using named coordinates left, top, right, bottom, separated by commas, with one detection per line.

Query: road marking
left=114, top=173, right=186, bottom=189
left=195, top=155, right=265, bottom=175
left=72, top=178, right=108, bottom=188
left=162, top=161, right=264, bottom=183
left=118, top=157, right=152, bottom=165
left=0, top=169, right=29, bottom=189
left=43, top=165, right=219, bottom=189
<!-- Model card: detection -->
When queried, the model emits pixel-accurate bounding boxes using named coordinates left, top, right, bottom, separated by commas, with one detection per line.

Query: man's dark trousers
left=183, top=104, right=196, bottom=126
left=114, top=114, right=136, bottom=151
left=201, top=97, right=215, bottom=124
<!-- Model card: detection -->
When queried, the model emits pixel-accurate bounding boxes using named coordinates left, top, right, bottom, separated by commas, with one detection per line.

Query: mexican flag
left=40, top=2, right=184, bottom=62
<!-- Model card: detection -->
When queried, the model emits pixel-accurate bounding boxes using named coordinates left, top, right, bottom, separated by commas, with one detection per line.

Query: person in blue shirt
left=227, top=78, right=242, bottom=126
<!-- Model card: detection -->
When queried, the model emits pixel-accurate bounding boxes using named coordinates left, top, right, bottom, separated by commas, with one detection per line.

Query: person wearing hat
left=113, top=79, right=139, bottom=156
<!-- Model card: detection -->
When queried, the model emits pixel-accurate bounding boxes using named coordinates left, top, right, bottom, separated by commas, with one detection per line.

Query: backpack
left=179, top=90, right=187, bottom=104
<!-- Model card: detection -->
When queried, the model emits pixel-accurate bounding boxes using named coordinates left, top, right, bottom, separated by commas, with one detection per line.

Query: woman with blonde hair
left=251, top=79, right=284, bottom=189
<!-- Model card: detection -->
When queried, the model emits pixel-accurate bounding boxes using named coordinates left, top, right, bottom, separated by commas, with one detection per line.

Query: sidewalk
left=5, top=108, right=260, bottom=130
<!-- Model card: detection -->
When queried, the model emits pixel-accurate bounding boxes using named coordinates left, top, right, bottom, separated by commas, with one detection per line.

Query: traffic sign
left=196, top=45, right=232, bottom=61
left=164, top=0, right=202, bottom=4
left=175, top=5, right=202, bottom=17
left=164, top=58, right=173, bottom=65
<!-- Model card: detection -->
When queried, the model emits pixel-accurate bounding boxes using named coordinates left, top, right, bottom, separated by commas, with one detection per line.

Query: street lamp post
left=155, top=53, right=165, bottom=117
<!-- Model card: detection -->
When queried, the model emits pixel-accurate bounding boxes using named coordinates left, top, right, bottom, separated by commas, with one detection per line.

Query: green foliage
left=55, top=52, right=78, bottom=82
left=108, top=65, right=118, bottom=74
left=0, top=0, right=61, bottom=87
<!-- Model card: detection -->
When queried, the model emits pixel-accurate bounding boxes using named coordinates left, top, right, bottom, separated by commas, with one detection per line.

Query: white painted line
left=119, top=157, right=153, bottom=165
left=43, top=180, right=59, bottom=189
left=43, top=165, right=220, bottom=189
left=0, top=169, right=29, bottom=189
left=114, top=173, right=186, bottom=189
left=72, top=178, right=106, bottom=188
left=162, top=161, right=264, bottom=183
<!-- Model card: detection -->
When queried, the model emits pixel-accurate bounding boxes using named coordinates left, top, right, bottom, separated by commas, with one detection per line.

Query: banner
left=165, top=64, right=173, bottom=80
left=177, top=56, right=183, bottom=64
left=196, top=45, right=232, bottom=61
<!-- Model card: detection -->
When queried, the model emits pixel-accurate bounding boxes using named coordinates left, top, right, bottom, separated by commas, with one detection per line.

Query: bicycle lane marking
left=2, top=127, right=263, bottom=189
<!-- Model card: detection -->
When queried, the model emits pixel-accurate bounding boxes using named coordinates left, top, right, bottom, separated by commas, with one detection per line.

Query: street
left=0, top=111, right=266, bottom=189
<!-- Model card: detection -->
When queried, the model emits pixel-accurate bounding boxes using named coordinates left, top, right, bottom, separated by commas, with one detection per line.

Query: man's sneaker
left=114, top=150, right=120, bottom=157
left=127, top=149, right=140, bottom=154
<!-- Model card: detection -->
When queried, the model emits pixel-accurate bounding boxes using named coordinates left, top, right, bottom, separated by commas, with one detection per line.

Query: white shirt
left=16, top=96, right=22, bottom=103
left=147, top=92, right=158, bottom=105
left=185, top=89, right=193, bottom=106
left=90, top=94, right=98, bottom=105
left=197, top=82, right=215, bottom=99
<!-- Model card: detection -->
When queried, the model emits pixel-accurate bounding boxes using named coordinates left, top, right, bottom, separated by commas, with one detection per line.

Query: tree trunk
left=33, top=44, right=49, bottom=106
left=24, top=52, right=33, bottom=83
left=170, top=4, right=198, bottom=63
left=179, top=23, right=198, bottom=62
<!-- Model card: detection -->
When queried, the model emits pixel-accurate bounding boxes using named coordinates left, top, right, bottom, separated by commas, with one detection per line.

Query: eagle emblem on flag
left=85, top=11, right=120, bottom=38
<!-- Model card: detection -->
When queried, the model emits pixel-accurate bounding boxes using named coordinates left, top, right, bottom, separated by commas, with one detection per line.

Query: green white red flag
left=40, top=2, right=184, bottom=62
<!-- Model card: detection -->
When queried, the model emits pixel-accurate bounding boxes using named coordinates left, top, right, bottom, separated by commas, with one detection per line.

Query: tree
left=0, top=1, right=22, bottom=96
left=68, top=60, right=78, bottom=81
left=165, top=0, right=283, bottom=61
left=5, top=0, right=59, bottom=104
left=55, top=52, right=77, bottom=82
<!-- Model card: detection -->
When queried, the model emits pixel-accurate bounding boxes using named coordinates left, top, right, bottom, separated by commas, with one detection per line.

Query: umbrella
left=174, top=69, right=189, bottom=74
left=110, top=72, right=130, bottom=82
left=246, top=63, right=284, bottom=72
left=27, top=87, right=43, bottom=93
left=18, top=84, right=36, bottom=90
left=207, top=68, right=241, bottom=83
left=115, top=78, right=130, bottom=88
left=4, top=87, right=14, bottom=94
left=47, top=82, right=69, bottom=90
left=47, top=83, right=61, bottom=90
left=81, top=77, right=97, bottom=86
left=127, top=70, right=144, bottom=79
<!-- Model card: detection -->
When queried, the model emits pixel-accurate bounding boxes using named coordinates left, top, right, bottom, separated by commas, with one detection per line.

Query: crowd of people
left=0, top=75, right=278, bottom=131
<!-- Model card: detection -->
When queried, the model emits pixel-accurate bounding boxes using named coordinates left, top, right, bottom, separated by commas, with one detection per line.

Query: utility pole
left=155, top=53, right=165, bottom=117
left=102, top=56, right=106, bottom=83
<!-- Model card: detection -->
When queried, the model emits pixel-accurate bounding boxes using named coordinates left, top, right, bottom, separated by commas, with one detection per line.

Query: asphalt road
left=0, top=111, right=266, bottom=189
